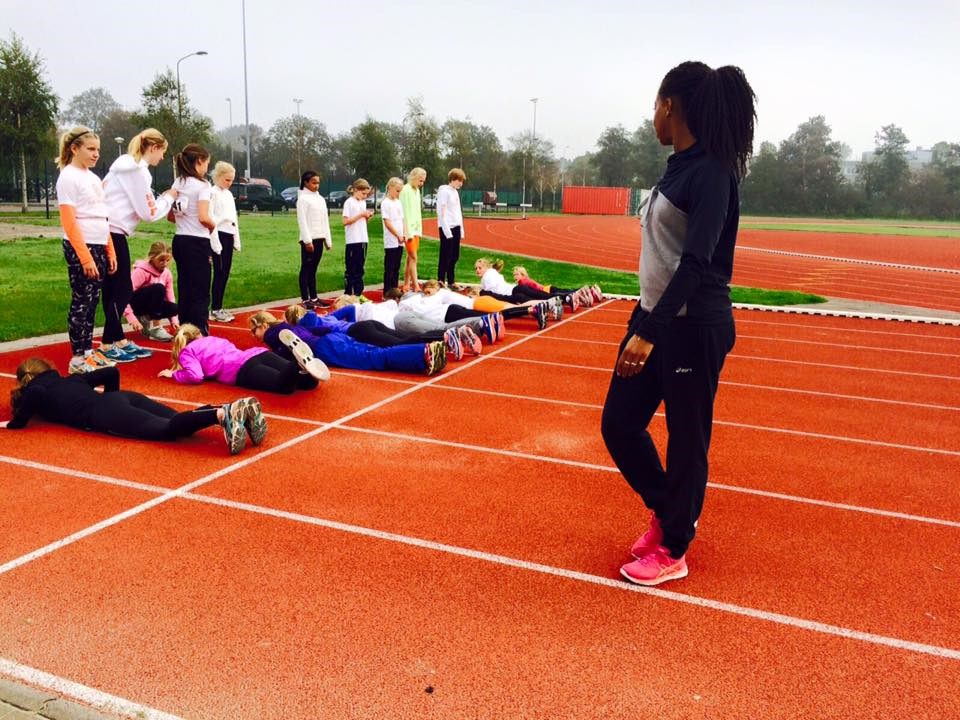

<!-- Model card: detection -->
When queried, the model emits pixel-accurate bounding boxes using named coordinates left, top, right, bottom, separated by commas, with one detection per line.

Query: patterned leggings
left=64, top=240, right=106, bottom=356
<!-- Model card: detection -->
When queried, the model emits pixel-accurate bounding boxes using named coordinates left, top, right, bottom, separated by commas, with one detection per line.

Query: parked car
left=326, top=190, right=348, bottom=208
left=230, top=181, right=288, bottom=212
left=422, top=194, right=436, bottom=209
left=365, top=190, right=385, bottom=209
left=280, top=186, right=299, bottom=208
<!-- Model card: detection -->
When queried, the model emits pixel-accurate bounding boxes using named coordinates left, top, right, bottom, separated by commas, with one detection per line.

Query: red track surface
left=424, top=216, right=960, bottom=312
left=1, top=298, right=958, bottom=718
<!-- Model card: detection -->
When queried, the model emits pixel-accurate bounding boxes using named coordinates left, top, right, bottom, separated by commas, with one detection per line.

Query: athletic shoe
left=480, top=314, right=495, bottom=343
left=146, top=326, right=174, bottom=342
left=221, top=400, right=248, bottom=455
left=550, top=296, right=564, bottom=321
left=138, top=315, right=152, bottom=338
left=279, top=328, right=330, bottom=381
left=533, top=303, right=548, bottom=331
left=424, top=340, right=447, bottom=376
left=592, top=285, right=604, bottom=303
left=122, top=341, right=153, bottom=358
left=240, top=396, right=268, bottom=446
left=458, top=325, right=483, bottom=355
left=212, top=309, right=235, bottom=322
left=91, top=350, right=118, bottom=368
left=301, top=300, right=317, bottom=310
left=620, top=546, right=688, bottom=586
left=577, top=287, right=594, bottom=308
left=493, top=312, right=505, bottom=342
left=68, top=356, right=99, bottom=374
left=565, top=292, right=580, bottom=312
left=444, top=328, right=463, bottom=361
left=99, top=345, right=137, bottom=363
left=630, top=514, right=663, bottom=560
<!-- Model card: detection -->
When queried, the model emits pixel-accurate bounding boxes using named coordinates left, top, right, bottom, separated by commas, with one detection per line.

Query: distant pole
left=242, top=0, right=252, bottom=180
left=530, top=97, right=538, bottom=208
left=114, top=136, right=124, bottom=159
left=176, top=51, right=208, bottom=123
left=293, top=98, right=303, bottom=178
left=226, top=97, right=234, bottom=166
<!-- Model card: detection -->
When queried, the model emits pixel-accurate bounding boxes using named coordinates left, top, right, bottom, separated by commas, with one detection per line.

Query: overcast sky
left=4, top=0, right=958, bottom=160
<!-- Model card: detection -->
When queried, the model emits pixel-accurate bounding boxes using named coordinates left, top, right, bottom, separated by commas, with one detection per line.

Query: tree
left=97, top=109, right=140, bottom=171
left=401, top=98, right=442, bottom=189
left=633, top=120, right=671, bottom=188
left=860, top=124, right=909, bottom=208
left=776, top=116, right=845, bottom=214
left=0, top=34, right=58, bottom=211
left=347, top=118, right=398, bottom=190
left=62, top=87, right=121, bottom=133
left=593, top=125, right=636, bottom=186
left=261, top=115, right=331, bottom=182
left=741, top=141, right=785, bottom=214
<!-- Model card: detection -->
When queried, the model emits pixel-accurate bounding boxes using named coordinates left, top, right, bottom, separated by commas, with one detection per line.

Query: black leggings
left=130, top=284, right=178, bottom=320
left=347, top=319, right=443, bottom=347
left=299, top=241, right=323, bottom=300
left=235, top=351, right=319, bottom=394
left=437, top=225, right=461, bottom=285
left=102, top=232, right=133, bottom=344
left=89, top=391, right=219, bottom=441
left=211, top=232, right=235, bottom=311
left=172, top=234, right=212, bottom=335
left=443, top=306, right=486, bottom=322
left=481, top=286, right=551, bottom=304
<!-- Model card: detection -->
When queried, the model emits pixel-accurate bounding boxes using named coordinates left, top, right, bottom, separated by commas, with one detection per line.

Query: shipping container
left=562, top=186, right=631, bottom=215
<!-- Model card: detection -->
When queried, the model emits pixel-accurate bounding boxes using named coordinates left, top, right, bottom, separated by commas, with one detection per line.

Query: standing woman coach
left=601, top=61, right=757, bottom=586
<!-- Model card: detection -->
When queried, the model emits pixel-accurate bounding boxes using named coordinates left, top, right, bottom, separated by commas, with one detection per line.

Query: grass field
left=0, top=212, right=824, bottom=342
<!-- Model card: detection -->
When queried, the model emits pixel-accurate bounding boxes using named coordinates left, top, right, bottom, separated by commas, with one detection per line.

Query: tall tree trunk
left=19, top=149, right=28, bottom=213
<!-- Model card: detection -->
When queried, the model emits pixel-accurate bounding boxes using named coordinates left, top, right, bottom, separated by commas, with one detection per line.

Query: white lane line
left=736, top=245, right=960, bottom=275
left=176, top=492, right=960, bottom=662
left=0, top=455, right=169, bottom=495
left=735, top=317, right=960, bottom=341
left=0, top=657, right=183, bottom=720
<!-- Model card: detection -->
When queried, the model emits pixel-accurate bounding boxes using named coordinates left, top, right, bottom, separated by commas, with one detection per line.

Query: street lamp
left=293, top=98, right=303, bottom=178
left=176, top=50, right=208, bottom=122
left=530, top=97, right=538, bottom=209
left=114, top=136, right=124, bottom=159
left=226, top=97, right=234, bottom=165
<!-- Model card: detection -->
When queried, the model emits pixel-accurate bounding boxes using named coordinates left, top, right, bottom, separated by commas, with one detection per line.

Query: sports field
left=0, top=218, right=958, bottom=718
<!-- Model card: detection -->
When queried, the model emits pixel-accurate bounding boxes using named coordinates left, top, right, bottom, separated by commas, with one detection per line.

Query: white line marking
left=737, top=245, right=960, bottom=275
left=176, top=492, right=960, bottom=661
left=735, top=317, right=960, bottom=341
left=0, top=657, right=183, bottom=720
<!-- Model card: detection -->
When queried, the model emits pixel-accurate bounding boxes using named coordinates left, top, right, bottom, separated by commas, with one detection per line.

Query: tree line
left=2, top=33, right=957, bottom=218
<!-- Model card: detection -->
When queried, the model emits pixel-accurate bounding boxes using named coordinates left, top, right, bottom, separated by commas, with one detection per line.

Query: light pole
left=226, top=97, right=234, bottom=166
left=293, top=98, right=303, bottom=178
left=242, top=0, right=252, bottom=180
left=530, top=97, right=538, bottom=209
left=114, top=137, right=124, bottom=159
left=176, top=50, right=208, bottom=122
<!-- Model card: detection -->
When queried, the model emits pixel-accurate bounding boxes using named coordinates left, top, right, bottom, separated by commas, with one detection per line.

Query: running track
left=424, top=216, right=960, bottom=312
left=1, top=299, right=958, bottom=718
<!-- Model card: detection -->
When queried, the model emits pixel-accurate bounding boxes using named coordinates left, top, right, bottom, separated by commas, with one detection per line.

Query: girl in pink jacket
left=124, top=241, right=179, bottom=341
left=158, top=324, right=329, bottom=393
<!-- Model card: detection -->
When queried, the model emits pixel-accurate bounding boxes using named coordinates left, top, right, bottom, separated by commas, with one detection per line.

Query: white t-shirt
left=342, top=196, right=369, bottom=245
left=397, top=293, right=448, bottom=324
left=172, top=176, right=212, bottom=238
left=433, top=287, right=473, bottom=309
left=355, top=299, right=399, bottom=329
left=437, top=184, right=463, bottom=237
left=380, top=197, right=404, bottom=249
left=480, top=267, right=514, bottom=296
left=56, top=164, right=110, bottom=246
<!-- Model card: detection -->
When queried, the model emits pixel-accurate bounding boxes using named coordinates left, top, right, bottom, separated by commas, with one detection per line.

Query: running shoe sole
left=279, top=328, right=330, bottom=381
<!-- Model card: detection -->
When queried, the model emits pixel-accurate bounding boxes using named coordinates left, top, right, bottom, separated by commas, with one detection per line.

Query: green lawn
left=0, top=211, right=824, bottom=342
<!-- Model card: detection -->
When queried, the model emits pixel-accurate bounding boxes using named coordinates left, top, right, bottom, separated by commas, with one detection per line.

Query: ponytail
left=174, top=144, right=210, bottom=181
left=659, top=61, right=757, bottom=179
left=10, top=358, right=56, bottom=412
left=56, top=127, right=97, bottom=169
left=129, top=128, right=167, bottom=162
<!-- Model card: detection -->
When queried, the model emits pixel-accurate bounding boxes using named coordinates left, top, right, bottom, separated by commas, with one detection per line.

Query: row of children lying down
left=1, top=279, right=605, bottom=454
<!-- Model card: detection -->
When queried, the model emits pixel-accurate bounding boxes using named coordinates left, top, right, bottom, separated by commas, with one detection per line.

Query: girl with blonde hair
left=399, top=167, right=426, bottom=291
left=55, top=127, right=118, bottom=374
left=208, top=160, right=241, bottom=322
left=380, top=176, right=406, bottom=292
left=342, top=178, right=374, bottom=295
left=123, top=241, right=179, bottom=341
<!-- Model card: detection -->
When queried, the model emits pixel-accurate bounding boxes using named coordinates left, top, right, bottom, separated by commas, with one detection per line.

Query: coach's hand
left=616, top=335, right=652, bottom=378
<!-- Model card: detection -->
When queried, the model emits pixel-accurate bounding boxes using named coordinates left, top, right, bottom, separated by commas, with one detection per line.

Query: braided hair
left=658, top=61, right=757, bottom=179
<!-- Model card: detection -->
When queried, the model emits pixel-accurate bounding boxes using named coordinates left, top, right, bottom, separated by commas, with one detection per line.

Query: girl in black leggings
left=1, top=359, right=266, bottom=455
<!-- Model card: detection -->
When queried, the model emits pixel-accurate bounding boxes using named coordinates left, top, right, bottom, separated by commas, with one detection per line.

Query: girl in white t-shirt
left=208, top=161, right=241, bottom=323
left=170, top=144, right=215, bottom=335
left=380, top=177, right=405, bottom=293
left=55, top=127, right=118, bottom=374
left=342, top=178, right=373, bottom=295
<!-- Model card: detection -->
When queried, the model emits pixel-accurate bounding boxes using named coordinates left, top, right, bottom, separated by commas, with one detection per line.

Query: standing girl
left=601, top=61, right=756, bottom=586
left=209, top=161, right=241, bottom=322
left=55, top=127, right=118, bottom=374
left=436, top=168, right=465, bottom=286
left=296, top=170, right=332, bottom=308
left=170, top=144, right=215, bottom=335
left=380, top=177, right=405, bottom=293
left=102, top=128, right=178, bottom=362
left=399, top=167, right=426, bottom=291
left=342, top=178, right=373, bottom=295
left=123, top=241, right=179, bottom=342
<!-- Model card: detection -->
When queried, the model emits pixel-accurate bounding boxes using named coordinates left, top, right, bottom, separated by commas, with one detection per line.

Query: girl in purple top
left=159, top=324, right=328, bottom=393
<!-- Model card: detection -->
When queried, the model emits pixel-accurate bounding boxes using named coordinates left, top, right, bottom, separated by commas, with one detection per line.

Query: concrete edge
left=0, top=677, right=121, bottom=720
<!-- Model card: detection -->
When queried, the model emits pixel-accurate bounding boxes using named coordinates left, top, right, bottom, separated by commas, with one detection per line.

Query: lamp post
left=176, top=50, right=208, bottom=122
left=530, top=97, right=538, bottom=209
left=114, top=137, right=124, bottom=159
left=226, top=97, right=234, bottom=166
left=293, top=98, right=303, bottom=178
left=242, top=0, right=252, bottom=180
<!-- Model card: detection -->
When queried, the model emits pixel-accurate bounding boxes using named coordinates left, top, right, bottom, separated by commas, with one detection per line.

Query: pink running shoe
left=566, top=292, right=579, bottom=312
left=630, top=514, right=663, bottom=560
left=493, top=312, right=505, bottom=341
left=620, top=546, right=688, bottom=586
left=444, top=328, right=464, bottom=361
left=457, top=325, right=483, bottom=355
left=591, top=284, right=604, bottom=303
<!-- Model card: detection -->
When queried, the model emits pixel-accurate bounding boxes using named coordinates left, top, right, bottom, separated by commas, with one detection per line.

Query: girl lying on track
left=248, top=311, right=447, bottom=376
left=160, top=324, right=329, bottom=393
left=474, top=257, right=576, bottom=313
left=1, top=358, right=264, bottom=455
left=419, top=280, right=559, bottom=331
left=511, top=266, right=604, bottom=309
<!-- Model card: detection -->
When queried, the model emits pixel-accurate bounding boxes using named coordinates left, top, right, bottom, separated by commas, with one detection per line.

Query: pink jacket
left=172, top=336, right=268, bottom=385
left=518, top=277, right=548, bottom=293
left=124, top=259, right=179, bottom=325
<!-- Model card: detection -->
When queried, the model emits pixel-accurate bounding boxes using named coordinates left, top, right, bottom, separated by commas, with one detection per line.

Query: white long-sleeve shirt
left=297, top=189, right=332, bottom=245
left=209, top=185, right=240, bottom=254
left=480, top=267, right=514, bottom=295
left=436, top=184, right=464, bottom=238
left=103, top=154, right=173, bottom=236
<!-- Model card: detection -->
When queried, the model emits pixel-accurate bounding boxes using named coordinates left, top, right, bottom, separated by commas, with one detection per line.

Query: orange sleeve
left=59, top=205, right=93, bottom=265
